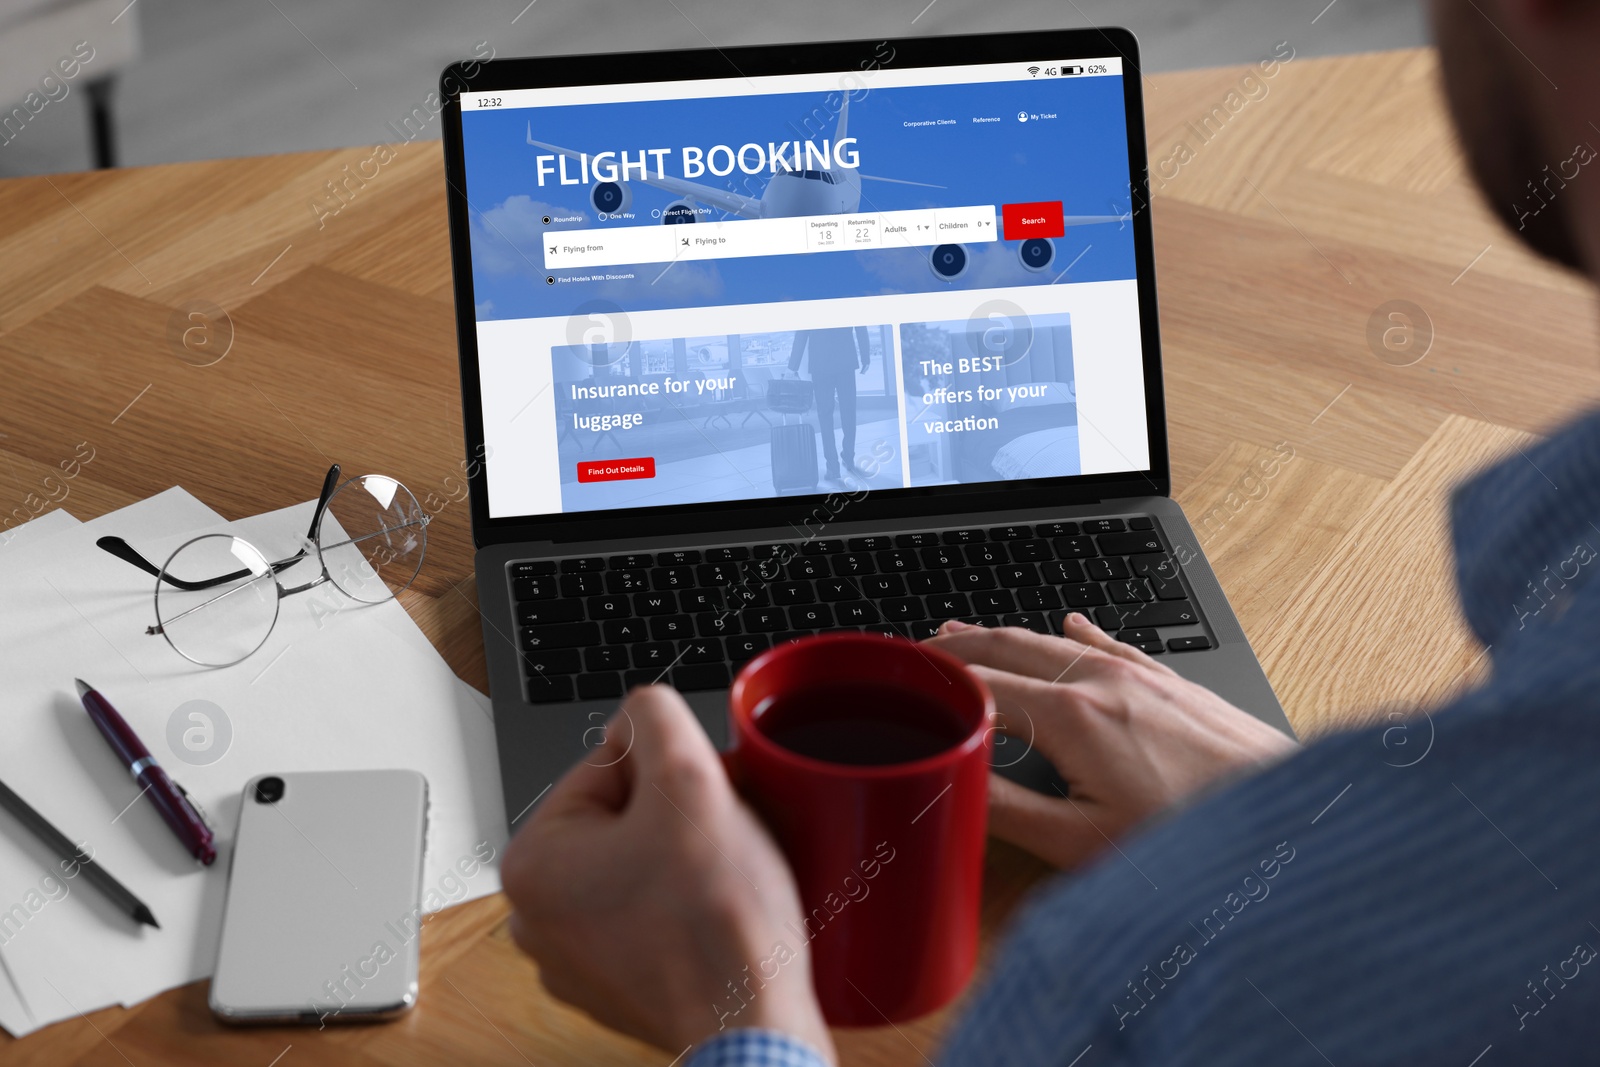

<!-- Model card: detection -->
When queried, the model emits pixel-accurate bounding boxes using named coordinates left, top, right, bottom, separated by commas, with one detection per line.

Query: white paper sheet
left=0, top=491, right=505, bottom=1037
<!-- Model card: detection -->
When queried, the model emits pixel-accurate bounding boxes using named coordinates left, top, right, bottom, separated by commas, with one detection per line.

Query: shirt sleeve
left=684, top=1028, right=832, bottom=1067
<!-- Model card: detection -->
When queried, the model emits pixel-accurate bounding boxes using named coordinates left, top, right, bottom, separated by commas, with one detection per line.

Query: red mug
left=725, top=632, right=993, bottom=1026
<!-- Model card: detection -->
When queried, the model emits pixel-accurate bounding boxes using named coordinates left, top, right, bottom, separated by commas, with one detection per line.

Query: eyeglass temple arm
left=308, top=464, right=341, bottom=540
left=95, top=536, right=303, bottom=591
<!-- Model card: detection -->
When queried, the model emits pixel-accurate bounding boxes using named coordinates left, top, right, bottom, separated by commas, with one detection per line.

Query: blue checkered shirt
left=697, top=410, right=1600, bottom=1065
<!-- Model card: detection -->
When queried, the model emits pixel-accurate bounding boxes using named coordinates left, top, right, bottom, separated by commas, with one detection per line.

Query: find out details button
left=1001, top=201, right=1065, bottom=240
left=577, top=457, right=656, bottom=483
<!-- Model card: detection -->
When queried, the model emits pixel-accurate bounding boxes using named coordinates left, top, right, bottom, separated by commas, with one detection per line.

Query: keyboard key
left=603, top=619, right=649, bottom=643
left=1010, top=539, right=1053, bottom=563
left=942, top=528, right=986, bottom=544
left=908, top=621, right=943, bottom=640
left=650, top=614, right=695, bottom=640
left=1129, top=553, right=1180, bottom=581
left=725, top=585, right=769, bottom=609
left=652, top=566, right=695, bottom=590
left=877, top=550, right=919, bottom=573
left=585, top=594, right=629, bottom=619
left=512, top=575, right=557, bottom=601
left=520, top=622, right=601, bottom=651
left=522, top=648, right=581, bottom=675
left=1000, top=612, right=1051, bottom=634
left=789, top=605, right=833, bottom=628
left=800, top=539, right=843, bottom=555
left=771, top=581, right=814, bottom=606
left=895, top=532, right=939, bottom=547
left=1083, top=518, right=1126, bottom=534
left=606, top=569, right=651, bottom=593
left=674, top=663, right=732, bottom=691
left=1095, top=601, right=1199, bottom=630
left=1084, top=557, right=1130, bottom=582
left=1149, top=572, right=1189, bottom=601
left=1054, top=536, right=1097, bottom=559
left=577, top=673, right=623, bottom=701
left=696, top=612, right=742, bottom=636
left=972, top=590, right=1017, bottom=614
left=926, top=593, right=970, bottom=618
left=624, top=668, right=666, bottom=689
left=560, top=557, right=605, bottom=572
left=880, top=597, right=925, bottom=622
left=1017, top=586, right=1063, bottom=610
left=754, top=542, right=797, bottom=558
left=1137, top=641, right=1166, bottom=654
left=743, top=608, right=787, bottom=633
left=833, top=553, right=876, bottom=576
left=861, top=574, right=907, bottom=597
left=634, top=592, right=678, bottom=615
left=1116, top=629, right=1161, bottom=644
left=997, top=564, right=1040, bottom=588
left=834, top=602, right=875, bottom=625
left=1062, top=584, right=1108, bottom=608
left=659, top=549, right=701, bottom=565
left=516, top=600, right=584, bottom=626
left=727, top=635, right=771, bottom=662
left=847, top=536, right=892, bottom=551
left=526, top=675, right=575, bottom=703
left=1128, top=517, right=1155, bottom=530
left=677, top=589, right=722, bottom=613
left=1108, top=579, right=1153, bottom=604
left=1042, top=560, right=1087, bottom=584
left=678, top=638, right=723, bottom=664
left=585, top=647, right=630, bottom=671
left=1036, top=521, right=1079, bottom=537
left=1098, top=531, right=1164, bottom=556
left=860, top=621, right=902, bottom=638
left=908, top=572, right=951, bottom=595
left=1167, top=636, right=1213, bottom=652
left=785, top=557, right=829, bottom=580
left=964, top=542, right=1008, bottom=566
left=988, top=525, right=1032, bottom=540
left=697, top=562, right=740, bottom=586
left=705, top=546, right=750, bottom=561
left=608, top=553, right=654, bottom=569
left=560, top=573, right=604, bottom=597
left=632, top=642, right=676, bottom=668
left=816, top=578, right=857, bottom=601
left=510, top=560, right=556, bottom=578
left=951, top=567, right=996, bottom=591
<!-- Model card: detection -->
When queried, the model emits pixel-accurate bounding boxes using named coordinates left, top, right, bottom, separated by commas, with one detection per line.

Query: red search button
left=577, top=457, right=656, bottom=483
left=1001, top=201, right=1065, bottom=240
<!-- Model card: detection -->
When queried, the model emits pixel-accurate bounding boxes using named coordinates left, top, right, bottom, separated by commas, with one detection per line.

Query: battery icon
left=1060, top=65, right=1085, bottom=76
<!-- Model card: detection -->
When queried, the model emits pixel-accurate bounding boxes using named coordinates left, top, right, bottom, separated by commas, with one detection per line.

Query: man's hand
left=925, top=614, right=1297, bottom=869
left=501, top=686, right=835, bottom=1062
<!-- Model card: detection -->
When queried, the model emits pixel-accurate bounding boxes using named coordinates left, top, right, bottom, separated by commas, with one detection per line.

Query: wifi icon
left=1027, top=66, right=1040, bottom=76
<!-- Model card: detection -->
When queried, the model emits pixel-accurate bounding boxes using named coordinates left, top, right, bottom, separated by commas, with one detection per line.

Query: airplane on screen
left=527, top=95, right=1128, bottom=278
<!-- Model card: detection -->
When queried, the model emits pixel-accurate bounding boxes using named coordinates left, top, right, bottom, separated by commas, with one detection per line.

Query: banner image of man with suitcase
left=786, top=327, right=873, bottom=484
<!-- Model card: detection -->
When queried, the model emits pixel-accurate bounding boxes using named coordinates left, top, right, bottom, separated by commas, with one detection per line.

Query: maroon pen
left=76, top=679, right=217, bottom=866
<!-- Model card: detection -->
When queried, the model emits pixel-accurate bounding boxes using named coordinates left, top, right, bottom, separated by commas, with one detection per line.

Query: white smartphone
left=209, top=769, right=428, bottom=1025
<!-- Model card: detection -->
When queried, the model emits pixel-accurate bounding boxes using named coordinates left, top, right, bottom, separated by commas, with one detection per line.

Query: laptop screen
left=456, top=49, right=1150, bottom=521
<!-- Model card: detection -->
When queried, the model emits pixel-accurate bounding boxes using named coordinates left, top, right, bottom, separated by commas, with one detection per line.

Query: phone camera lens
left=254, top=776, right=285, bottom=804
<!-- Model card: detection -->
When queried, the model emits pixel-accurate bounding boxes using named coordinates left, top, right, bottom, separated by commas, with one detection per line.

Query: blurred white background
left=0, top=0, right=1426, bottom=177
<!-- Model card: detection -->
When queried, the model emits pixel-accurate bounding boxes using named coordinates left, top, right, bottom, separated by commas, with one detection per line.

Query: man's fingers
left=1058, top=611, right=1175, bottom=673
left=968, top=664, right=1099, bottom=775
left=987, top=774, right=1116, bottom=870
left=926, top=621, right=1115, bottom=683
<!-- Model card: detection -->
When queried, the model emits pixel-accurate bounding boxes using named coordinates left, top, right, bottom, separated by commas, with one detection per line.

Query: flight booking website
left=459, top=57, right=1150, bottom=520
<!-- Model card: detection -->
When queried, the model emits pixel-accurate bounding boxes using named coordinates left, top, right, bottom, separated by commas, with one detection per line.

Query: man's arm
left=854, top=326, right=871, bottom=371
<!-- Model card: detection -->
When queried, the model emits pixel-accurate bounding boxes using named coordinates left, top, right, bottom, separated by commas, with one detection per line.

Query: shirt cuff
left=684, top=1028, right=831, bottom=1067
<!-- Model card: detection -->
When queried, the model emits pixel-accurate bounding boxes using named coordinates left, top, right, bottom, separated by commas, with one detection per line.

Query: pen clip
left=173, top=780, right=213, bottom=834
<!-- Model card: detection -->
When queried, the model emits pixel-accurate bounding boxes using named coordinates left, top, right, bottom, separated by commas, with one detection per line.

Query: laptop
left=438, top=28, right=1295, bottom=832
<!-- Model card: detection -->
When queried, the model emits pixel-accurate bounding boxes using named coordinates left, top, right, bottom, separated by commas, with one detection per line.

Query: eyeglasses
left=98, top=465, right=429, bottom=667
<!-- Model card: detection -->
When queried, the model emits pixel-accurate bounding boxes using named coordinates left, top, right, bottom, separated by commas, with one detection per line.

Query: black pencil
left=0, top=775, right=159, bottom=929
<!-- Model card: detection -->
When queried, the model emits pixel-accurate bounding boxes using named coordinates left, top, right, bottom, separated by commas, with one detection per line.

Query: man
left=788, top=327, right=873, bottom=482
left=502, top=2, right=1600, bottom=1062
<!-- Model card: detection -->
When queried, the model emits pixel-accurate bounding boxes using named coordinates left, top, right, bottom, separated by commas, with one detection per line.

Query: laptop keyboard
left=507, top=516, right=1211, bottom=704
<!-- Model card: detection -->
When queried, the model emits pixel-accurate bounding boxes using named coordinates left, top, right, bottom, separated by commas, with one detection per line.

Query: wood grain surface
left=1, top=47, right=1597, bottom=1066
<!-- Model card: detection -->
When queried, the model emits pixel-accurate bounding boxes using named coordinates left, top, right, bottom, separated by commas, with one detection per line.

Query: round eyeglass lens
left=318, top=475, right=427, bottom=604
left=154, top=534, right=280, bottom=667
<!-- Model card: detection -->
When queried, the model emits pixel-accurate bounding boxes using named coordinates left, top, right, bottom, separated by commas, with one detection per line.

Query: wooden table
left=2, top=46, right=1596, bottom=1066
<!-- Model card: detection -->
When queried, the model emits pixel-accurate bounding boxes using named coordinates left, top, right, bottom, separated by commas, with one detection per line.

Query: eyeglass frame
left=97, top=464, right=431, bottom=666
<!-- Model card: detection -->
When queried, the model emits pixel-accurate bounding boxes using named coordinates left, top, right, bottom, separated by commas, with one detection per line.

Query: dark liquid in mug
left=754, top=681, right=971, bottom=766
